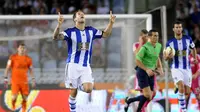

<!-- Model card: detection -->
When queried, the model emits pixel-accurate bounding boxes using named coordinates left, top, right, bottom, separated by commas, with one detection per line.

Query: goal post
left=0, top=14, right=152, bottom=86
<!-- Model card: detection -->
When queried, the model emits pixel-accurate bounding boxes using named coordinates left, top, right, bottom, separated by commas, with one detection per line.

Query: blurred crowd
left=0, top=0, right=126, bottom=15
left=176, top=0, right=200, bottom=53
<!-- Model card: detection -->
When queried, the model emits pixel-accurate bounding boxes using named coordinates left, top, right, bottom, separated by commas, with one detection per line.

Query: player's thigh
left=65, top=63, right=81, bottom=89
left=183, top=69, right=192, bottom=87
left=20, top=83, right=29, bottom=96
left=134, top=75, right=141, bottom=91
left=80, top=66, right=93, bottom=89
left=149, top=76, right=155, bottom=91
left=136, top=67, right=150, bottom=89
left=171, top=68, right=184, bottom=85
left=11, top=83, right=20, bottom=96
left=153, top=75, right=158, bottom=90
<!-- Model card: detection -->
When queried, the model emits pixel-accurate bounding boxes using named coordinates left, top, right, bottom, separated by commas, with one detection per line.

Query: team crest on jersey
left=78, top=42, right=89, bottom=50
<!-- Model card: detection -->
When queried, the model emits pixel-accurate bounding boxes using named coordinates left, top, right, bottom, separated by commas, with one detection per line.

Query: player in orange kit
left=4, top=43, right=36, bottom=112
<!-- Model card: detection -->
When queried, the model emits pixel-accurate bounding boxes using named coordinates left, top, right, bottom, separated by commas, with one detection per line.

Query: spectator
left=51, top=4, right=63, bottom=14
left=112, top=0, right=125, bottom=14
left=176, top=1, right=189, bottom=20
left=35, top=0, right=48, bottom=14
left=18, top=0, right=32, bottom=14
left=97, top=0, right=109, bottom=14
left=189, top=0, right=200, bottom=14
left=3, top=0, right=18, bottom=14
left=192, top=25, right=200, bottom=41
left=190, top=5, right=200, bottom=28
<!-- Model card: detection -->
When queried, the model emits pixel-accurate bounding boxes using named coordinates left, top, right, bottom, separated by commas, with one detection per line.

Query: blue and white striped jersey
left=61, top=26, right=103, bottom=67
left=166, top=35, right=195, bottom=69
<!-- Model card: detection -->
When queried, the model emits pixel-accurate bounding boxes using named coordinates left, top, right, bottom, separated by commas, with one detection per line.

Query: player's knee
left=83, top=83, right=93, bottom=93
left=22, top=95, right=28, bottom=101
left=185, top=92, right=190, bottom=97
left=143, top=92, right=152, bottom=100
left=12, top=95, right=17, bottom=101
left=177, top=81, right=184, bottom=93
left=70, top=89, right=78, bottom=98
left=84, top=88, right=92, bottom=93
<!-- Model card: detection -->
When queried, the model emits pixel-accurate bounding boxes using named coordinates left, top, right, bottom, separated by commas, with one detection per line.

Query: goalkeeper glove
left=4, top=77, right=8, bottom=89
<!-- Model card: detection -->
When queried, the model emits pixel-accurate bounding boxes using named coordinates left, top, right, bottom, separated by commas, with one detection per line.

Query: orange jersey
left=9, top=54, right=32, bottom=84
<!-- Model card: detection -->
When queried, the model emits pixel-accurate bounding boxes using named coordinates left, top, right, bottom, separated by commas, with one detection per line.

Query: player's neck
left=17, top=53, right=24, bottom=56
left=150, top=41, right=156, bottom=47
left=75, top=23, right=85, bottom=30
left=175, top=34, right=182, bottom=40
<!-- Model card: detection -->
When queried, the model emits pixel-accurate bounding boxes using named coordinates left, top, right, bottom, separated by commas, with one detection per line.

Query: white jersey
left=61, top=26, right=103, bottom=67
left=166, top=35, right=195, bottom=69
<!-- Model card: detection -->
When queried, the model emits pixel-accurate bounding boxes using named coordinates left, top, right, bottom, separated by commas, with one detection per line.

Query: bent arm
left=102, top=21, right=114, bottom=38
left=53, top=24, right=65, bottom=40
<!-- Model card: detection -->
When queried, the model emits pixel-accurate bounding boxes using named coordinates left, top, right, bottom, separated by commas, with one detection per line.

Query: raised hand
left=109, top=11, right=116, bottom=23
left=57, top=12, right=64, bottom=25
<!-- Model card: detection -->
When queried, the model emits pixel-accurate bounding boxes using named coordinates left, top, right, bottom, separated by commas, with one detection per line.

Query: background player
left=189, top=53, right=200, bottom=110
left=130, top=29, right=162, bottom=112
left=53, top=10, right=115, bottom=112
left=4, top=43, right=35, bottom=112
left=164, top=21, right=197, bottom=112
left=125, top=30, right=163, bottom=112
left=125, top=29, right=157, bottom=112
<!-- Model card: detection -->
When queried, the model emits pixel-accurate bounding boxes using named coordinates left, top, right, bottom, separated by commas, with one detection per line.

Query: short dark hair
left=148, top=29, right=157, bottom=36
left=173, top=20, right=182, bottom=26
left=73, top=10, right=83, bottom=22
left=141, top=29, right=148, bottom=34
left=17, top=43, right=25, bottom=48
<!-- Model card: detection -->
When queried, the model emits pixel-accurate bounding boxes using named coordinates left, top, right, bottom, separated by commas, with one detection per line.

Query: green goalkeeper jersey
left=136, top=42, right=162, bottom=70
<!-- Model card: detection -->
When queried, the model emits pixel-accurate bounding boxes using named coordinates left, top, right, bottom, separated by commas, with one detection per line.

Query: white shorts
left=64, top=63, right=94, bottom=89
left=171, top=68, right=192, bottom=87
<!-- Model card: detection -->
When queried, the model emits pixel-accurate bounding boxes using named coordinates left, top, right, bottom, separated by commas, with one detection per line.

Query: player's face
left=173, top=24, right=183, bottom=35
left=141, top=33, right=148, bottom=43
left=17, top=45, right=26, bottom=55
left=74, top=11, right=85, bottom=24
left=150, top=32, right=159, bottom=44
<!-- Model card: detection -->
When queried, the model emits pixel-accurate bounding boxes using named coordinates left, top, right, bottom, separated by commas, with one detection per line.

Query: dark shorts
left=136, top=67, right=155, bottom=91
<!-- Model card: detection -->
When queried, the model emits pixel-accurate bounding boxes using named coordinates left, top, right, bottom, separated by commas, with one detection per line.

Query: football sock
left=69, top=95, right=76, bottom=112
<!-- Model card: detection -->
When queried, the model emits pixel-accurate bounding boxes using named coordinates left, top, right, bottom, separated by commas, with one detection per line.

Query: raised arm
left=53, top=12, right=65, bottom=40
left=102, top=11, right=116, bottom=38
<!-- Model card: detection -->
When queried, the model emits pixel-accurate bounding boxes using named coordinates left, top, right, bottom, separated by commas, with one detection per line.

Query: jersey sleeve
left=90, top=26, right=103, bottom=40
left=8, top=55, right=13, bottom=67
left=61, top=28, right=71, bottom=40
left=188, top=36, right=195, bottom=49
left=136, top=46, right=146, bottom=62
left=166, top=40, right=170, bottom=47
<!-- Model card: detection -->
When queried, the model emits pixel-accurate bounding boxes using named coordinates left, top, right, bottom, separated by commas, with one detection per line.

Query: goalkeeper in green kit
left=124, top=29, right=164, bottom=112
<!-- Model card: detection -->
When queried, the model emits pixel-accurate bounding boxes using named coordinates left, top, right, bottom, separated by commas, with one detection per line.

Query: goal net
left=0, top=14, right=152, bottom=85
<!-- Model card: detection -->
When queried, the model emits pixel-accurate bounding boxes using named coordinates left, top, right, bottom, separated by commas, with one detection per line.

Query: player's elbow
left=53, top=36, right=57, bottom=40
left=135, top=59, right=140, bottom=66
left=103, top=32, right=111, bottom=38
